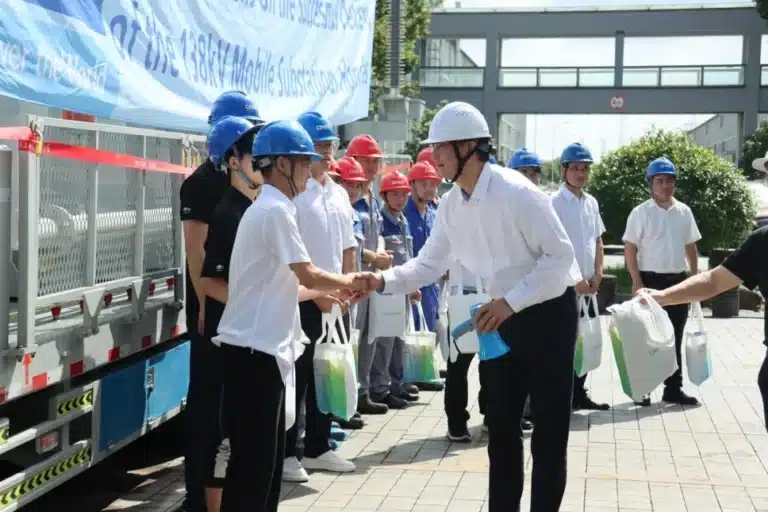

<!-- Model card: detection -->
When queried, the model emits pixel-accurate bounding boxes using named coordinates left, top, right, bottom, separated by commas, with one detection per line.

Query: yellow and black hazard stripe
left=56, top=389, right=93, bottom=417
left=0, top=446, right=90, bottom=509
left=0, top=427, right=9, bottom=446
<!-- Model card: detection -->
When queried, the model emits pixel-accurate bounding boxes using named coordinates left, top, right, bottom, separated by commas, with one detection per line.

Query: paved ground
left=33, top=307, right=767, bottom=511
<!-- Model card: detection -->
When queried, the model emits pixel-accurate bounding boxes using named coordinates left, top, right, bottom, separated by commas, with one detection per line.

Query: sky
left=432, top=0, right=759, bottom=159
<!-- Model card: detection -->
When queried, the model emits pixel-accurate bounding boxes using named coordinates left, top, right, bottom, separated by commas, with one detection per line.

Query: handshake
left=346, top=271, right=383, bottom=295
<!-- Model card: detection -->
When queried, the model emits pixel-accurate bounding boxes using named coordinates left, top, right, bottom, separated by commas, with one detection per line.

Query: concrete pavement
left=52, top=308, right=767, bottom=512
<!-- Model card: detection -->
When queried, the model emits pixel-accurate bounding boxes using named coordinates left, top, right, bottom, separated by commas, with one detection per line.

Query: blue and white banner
left=0, top=0, right=375, bottom=132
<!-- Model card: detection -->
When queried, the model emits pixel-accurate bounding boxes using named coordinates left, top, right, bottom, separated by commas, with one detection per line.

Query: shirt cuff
left=503, top=287, right=528, bottom=314
left=381, top=268, right=403, bottom=295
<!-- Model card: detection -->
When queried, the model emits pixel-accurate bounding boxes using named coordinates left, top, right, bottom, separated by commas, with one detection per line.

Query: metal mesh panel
left=96, top=131, right=142, bottom=284
left=143, top=137, right=178, bottom=273
left=35, top=120, right=187, bottom=297
left=37, top=127, right=94, bottom=296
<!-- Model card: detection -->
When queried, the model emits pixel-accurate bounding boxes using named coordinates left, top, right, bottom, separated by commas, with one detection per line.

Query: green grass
left=605, top=263, right=632, bottom=294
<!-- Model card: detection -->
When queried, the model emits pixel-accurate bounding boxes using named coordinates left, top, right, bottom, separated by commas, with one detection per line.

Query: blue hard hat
left=296, top=111, right=338, bottom=143
left=488, top=155, right=497, bottom=165
left=508, top=148, right=542, bottom=170
left=208, top=91, right=263, bottom=126
left=560, top=142, right=593, bottom=165
left=252, top=120, right=322, bottom=164
left=206, top=116, right=259, bottom=167
left=646, top=157, right=677, bottom=181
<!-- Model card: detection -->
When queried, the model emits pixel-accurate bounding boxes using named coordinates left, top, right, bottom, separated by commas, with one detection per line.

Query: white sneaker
left=282, top=456, right=309, bottom=483
left=301, top=451, right=356, bottom=473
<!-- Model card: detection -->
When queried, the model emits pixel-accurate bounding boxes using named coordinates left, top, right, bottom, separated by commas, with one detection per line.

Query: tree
left=755, top=0, right=768, bottom=20
left=539, top=158, right=561, bottom=184
left=403, top=100, right=448, bottom=162
left=400, top=0, right=432, bottom=98
left=741, top=119, right=768, bottom=180
left=370, top=0, right=390, bottom=114
left=588, top=129, right=757, bottom=252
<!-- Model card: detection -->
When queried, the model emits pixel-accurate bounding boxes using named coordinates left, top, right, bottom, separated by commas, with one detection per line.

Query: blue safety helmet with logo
left=252, top=120, right=322, bottom=165
left=646, top=156, right=677, bottom=183
left=206, top=116, right=261, bottom=168
left=560, top=142, right=594, bottom=165
left=208, top=91, right=264, bottom=126
left=508, top=148, right=542, bottom=170
left=296, top=111, right=339, bottom=143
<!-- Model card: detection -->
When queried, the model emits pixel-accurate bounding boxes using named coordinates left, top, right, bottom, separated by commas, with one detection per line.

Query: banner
left=0, top=0, right=375, bottom=133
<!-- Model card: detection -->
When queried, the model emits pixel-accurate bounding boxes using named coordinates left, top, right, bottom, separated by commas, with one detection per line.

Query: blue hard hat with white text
left=646, top=157, right=677, bottom=181
left=560, top=142, right=593, bottom=165
left=252, top=120, right=322, bottom=163
left=296, top=111, right=338, bottom=143
left=206, top=116, right=259, bottom=167
left=209, top=91, right=263, bottom=126
left=508, top=148, right=542, bottom=169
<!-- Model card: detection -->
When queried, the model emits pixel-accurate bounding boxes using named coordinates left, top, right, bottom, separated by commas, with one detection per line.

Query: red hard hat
left=337, top=157, right=367, bottom=182
left=327, top=156, right=341, bottom=178
left=345, top=135, right=384, bottom=159
left=407, top=162, right=441, bottom=183
left=379, top=170, right=411, bottom=194
left=416, top=147, right=436, bottom=168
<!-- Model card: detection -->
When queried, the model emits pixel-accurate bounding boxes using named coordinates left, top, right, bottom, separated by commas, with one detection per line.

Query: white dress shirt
left=551, top=185, right=605, bottom=281
left=213, top=185, right=312, bottom=383
left=622, top=198, right=701, bottom=274
left=294, top=176, right=358, bottom=273
left=381, top=163, right=580, bottom=313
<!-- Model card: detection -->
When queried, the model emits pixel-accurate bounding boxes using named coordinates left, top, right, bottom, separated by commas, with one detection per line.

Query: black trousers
left=184, top=334, right=225, bottom=512
left=640, top=271, right=688, bottom=390
left=219, top=344, right=285, bottom=512
left=758, top=349, right=768, bottom=432
left=444, top=352, right=488, bottom=431
left=484, top=287, right=577, bottom=512
left=285, top=301, right=348, bottom=459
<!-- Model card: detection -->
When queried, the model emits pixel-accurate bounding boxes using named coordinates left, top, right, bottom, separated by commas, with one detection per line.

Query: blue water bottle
left=450, top=303, right=510, bottom=361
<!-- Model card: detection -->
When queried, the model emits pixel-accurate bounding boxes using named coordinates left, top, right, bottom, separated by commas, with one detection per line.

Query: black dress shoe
left=662, top=388, right=700, bottom=406
left=416, top=381, right=444, bottom=392
left=573, top=395, right=610, bottom=411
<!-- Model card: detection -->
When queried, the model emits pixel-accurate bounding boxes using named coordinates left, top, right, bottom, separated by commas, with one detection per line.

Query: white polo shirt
left=622, top=198, right=701, bottom=274
left=213, top=185, right=311, bottom=383
left=551, top=185, right=605, bottom=281
left=294, top=176, right=358, bottom=273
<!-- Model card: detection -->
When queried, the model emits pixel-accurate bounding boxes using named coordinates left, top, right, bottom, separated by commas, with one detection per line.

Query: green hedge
left=588, top=129, right=756, bottom=252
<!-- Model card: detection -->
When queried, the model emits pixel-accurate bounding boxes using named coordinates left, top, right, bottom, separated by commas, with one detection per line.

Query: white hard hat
left=752, top=149, right=768, bottom=174
left=422, top=102, right=491, bottom=145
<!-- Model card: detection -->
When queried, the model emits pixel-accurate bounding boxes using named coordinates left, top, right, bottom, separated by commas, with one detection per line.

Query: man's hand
left=314, top=294, right=347, bottom=313
left=348, top=272, right=381, bottom=293
left=575, top=280, right=591, bottom=295
left=373, top=250, right=393, bottom=270
left=588, top=273, right=603, bottom=295
left=474, top=299, right=514, bottom=334
left=336, top=289, right=366, bottom=304
left=635, top=288, right=666, bottom=306
left=409, top=290, right=422, bottom=304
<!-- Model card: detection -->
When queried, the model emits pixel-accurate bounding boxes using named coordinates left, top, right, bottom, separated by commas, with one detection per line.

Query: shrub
left=588, top=129, right=756, bottom=252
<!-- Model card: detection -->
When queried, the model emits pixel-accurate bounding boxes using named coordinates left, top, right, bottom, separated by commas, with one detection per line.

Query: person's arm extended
left=653, top=266, right=741, bottom=306
left=290, top=262, right=362, bottom=291
left=503, top=190, right=577, bottom=313
left=685, top=243, right=699, bottom=274
left=342, top=247, right=356, bottom=273
left=200, top=277, right=227, bottom=304
left=376, top=208, right=453, bottom=295
left=299, top=286, right=332, bottom=302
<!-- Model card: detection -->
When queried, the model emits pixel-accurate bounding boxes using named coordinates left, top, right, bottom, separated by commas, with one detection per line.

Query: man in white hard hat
left=367, top=101, right=581, bottom=512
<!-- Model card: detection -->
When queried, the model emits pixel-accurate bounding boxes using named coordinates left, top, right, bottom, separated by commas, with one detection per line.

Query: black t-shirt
left=200, top=187, right=254, bottom=339
left=722, top=226, right=768, bottom=345
left=179, top=159, right=227, bottom=336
